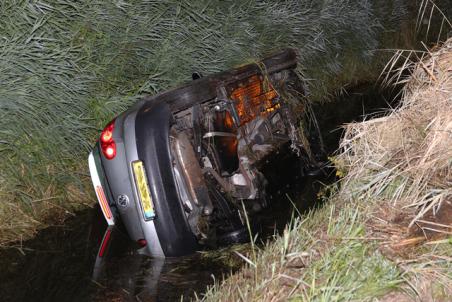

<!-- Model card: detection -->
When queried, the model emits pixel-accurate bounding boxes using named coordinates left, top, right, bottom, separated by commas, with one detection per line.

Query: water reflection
left=0, top=208, right=240, bottom=302
left=90, top=225, right=234, bottom=302
left=91, top=226, right=164, bottom=300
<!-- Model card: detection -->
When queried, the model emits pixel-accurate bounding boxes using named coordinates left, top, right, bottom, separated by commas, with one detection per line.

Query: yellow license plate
left=132, top=160, right=155, bottom=220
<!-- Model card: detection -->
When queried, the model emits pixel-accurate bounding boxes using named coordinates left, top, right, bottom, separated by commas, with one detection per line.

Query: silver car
left=88, top=49, right=307, bottom=257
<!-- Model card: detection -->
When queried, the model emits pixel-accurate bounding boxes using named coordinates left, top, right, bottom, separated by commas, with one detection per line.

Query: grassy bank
left=200, top=35, right=452, bottom=301
left=1, top=0, right=433, bottom=245
left=200, top=197, right=404, bottom=301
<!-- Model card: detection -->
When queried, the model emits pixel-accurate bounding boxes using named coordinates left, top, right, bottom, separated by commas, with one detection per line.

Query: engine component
left=172, top=131, right=213, bottom=213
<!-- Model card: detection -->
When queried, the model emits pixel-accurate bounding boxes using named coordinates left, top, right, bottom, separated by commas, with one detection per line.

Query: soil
left=369, top=199, right=452, bottom=259
left=408, top=200, right=452, bottom=238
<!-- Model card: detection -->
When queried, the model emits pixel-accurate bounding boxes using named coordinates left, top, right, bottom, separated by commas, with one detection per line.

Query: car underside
left=169, top=70, right=307, bottom=245
left=88, top=49, right=314, bottom=257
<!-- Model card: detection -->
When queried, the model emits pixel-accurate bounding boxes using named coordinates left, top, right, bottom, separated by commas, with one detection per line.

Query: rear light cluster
left=100, top=119, right=116, bottom=160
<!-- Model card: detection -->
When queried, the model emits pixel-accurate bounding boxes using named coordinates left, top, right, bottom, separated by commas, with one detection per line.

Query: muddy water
left=0, top=85, right=399, bottom=302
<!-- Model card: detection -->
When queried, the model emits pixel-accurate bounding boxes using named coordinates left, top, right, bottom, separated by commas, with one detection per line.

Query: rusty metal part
left=202, top=167, right=235, bottom=193
left=172, top=132, right=213, bottom=214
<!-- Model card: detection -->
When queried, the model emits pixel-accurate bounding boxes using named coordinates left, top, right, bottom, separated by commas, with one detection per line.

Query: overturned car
left=88, top=49, right=312, bottom=257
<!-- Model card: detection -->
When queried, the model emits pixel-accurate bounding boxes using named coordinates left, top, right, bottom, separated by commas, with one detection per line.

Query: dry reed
left=337, top=37, right=452, bottom=233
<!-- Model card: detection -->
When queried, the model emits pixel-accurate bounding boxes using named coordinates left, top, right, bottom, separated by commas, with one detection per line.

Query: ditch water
left=0, top=85, right=399, bottom=302
left=0, top=165, right=329, bottom=302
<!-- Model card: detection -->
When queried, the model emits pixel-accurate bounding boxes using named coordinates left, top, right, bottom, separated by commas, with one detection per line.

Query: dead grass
left=0, top=201, right=40, bottom=247
left=337, top=38, right=452, bottom=230
left=334, top=37, right=452, bottom=300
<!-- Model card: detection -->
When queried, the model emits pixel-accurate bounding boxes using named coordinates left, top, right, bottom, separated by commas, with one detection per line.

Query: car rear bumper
left=89, top=102, right=198, bottom=257
left=89, top=111, right=166, bottom=257
left=135, top=102, right=198, bottom=257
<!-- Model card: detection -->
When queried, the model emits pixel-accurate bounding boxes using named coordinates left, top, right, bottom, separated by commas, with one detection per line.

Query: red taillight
left=137, top=239, right=147, bottom=247
left=103, top=142, right=116, bottom=159
left=100, top=125, right=113, bottom=143
left=100, top=119, right=116, bottom=160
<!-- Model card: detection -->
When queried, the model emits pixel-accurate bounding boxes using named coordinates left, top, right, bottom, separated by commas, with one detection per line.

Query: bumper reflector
left=132, top=160, right=156, bottom=220
left=88, top=152, right=115, bottom=226
left=96, top=185, right=113, bottom=220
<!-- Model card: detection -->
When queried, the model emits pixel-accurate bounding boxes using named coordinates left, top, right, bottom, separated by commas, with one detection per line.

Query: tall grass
left=0, top=0, right=421, bottom=242
left=0, top=2, right=96, bottom=242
